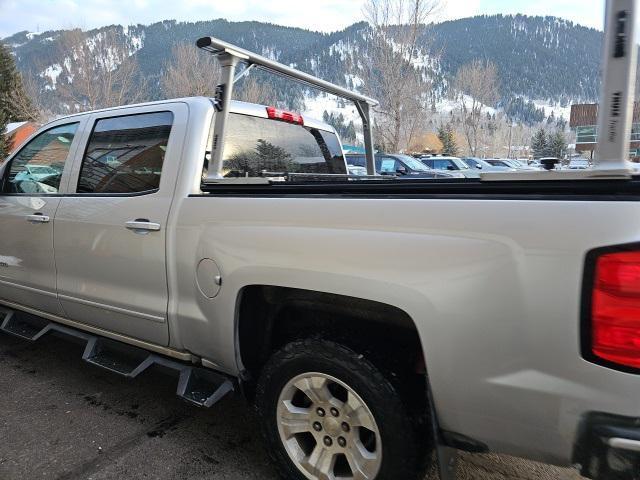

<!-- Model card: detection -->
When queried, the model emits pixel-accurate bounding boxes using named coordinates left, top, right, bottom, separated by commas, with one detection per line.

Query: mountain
left=2, top=15, right=603, bottom=124
left=428, top=15, right=601, bottom=104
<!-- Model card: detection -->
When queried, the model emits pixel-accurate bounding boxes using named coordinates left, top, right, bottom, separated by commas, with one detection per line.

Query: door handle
left=125, top=220, right=161, bottom=233
left=25, top=213, right=50, bottom=223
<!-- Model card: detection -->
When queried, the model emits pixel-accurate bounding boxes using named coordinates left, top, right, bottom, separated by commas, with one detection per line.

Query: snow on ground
left=4, top=122, right=27, bottom=135
left=530, top=100, right=571, bottom=121
left=435, top=95, right=497, bottom=116
left=41, top=64, right=63, bottom=90
left=302, top=92, right=362, bottom=124
left=302, top=93, right=365, bottom=144
left=344, top=74, right=363, bottom=90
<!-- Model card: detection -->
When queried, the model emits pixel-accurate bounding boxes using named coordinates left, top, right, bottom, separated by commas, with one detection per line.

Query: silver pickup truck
left=1, top=4, right=640, bottom=479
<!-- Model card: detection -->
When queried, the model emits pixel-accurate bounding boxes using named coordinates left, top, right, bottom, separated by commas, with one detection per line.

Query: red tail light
left=589, top=250, right=640, bottom=369
left=266, top=106, right=304, bottom=125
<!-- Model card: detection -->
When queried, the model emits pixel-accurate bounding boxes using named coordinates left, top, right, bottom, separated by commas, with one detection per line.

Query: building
left=3, top=122, right=39, bottom=154
left=570, top=103, right=640, bottom=160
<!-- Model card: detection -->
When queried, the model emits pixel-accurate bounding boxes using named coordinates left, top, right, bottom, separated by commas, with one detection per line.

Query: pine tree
left=531, top=128, right=547, bottom=159
left=255, top=139, right=294, bottom=172
left=0, top=108, right=9, bottom=159
left=0, top=42, right=36, bottom=123
left=549, top=130, right=567, bottom=159
left=438, top=123, right=459, bottom=156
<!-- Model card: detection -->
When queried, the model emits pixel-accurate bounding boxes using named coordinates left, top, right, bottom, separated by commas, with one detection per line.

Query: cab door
left=54, top=104, right=188, bottom=346
left=0, top=121, right=83, bottom=315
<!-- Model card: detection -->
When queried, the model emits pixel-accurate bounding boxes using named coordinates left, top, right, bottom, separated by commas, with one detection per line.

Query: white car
left=567, top=159, right=590, bottom=170
left=487, top=159, right=539, bottom=171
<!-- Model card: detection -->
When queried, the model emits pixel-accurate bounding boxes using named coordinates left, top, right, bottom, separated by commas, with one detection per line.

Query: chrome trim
left=58, top=294, right=166, bottom=323
left=0, top=278, right=57, bottom=298
left=0, top=299, right=195, bottom=361
left=125, top=220, right=162, bottom=232
left=25, top=214, right=50, bottom=223
left=608, top=437, right=640, bottom=453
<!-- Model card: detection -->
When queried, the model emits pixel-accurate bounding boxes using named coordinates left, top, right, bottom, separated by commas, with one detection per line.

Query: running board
left=0, top=307, right=233, bottom=408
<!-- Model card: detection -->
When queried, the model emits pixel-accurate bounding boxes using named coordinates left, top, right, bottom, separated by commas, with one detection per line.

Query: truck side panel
left=170, top=195, right=640, bottom=465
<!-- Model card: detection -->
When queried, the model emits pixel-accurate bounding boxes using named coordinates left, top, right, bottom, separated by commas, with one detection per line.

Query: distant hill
left=3, top=14, right=603, bottom=124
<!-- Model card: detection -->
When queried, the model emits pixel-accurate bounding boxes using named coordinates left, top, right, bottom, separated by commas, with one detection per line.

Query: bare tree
left=363, top=0, right=440, bottom=152
left=235, top=74, right=278, bottom=105
left=55, top=29, right=147, bottom=113
left=161, top=43, right=220, bottom=98
left=454, top=60, right=500, bottom=156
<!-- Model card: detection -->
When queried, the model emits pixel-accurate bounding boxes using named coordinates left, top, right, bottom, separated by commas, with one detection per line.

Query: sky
left=0, top=0, right=607, bottom=39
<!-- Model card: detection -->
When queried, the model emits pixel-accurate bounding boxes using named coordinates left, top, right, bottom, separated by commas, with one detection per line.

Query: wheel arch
left=234, top=285, right=427, bottom=403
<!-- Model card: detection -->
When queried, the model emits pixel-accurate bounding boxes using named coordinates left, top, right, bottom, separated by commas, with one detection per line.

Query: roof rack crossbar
left=197, top=37, right=378, bottom=106
left=197, top=36, right=378, bottom=180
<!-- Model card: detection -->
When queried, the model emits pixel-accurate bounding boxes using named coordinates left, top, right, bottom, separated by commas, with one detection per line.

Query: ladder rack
left=196, top=36, right=379, bottom=179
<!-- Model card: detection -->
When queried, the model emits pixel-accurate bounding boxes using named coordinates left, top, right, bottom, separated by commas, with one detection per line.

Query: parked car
left=486, top=158, right=539, bottom=171
left=346, top=164, right=368, bottom=176
left=346, top=153, right=464, bottom=178
left=537, top=157, right=562, bottom=170
left=528, top=159, right=542, bottom=168
left=463, top=157, right=513, bottom=172
left=420, top=155, right=481, bottom=178
left=567, top=158, right=590, bottom=170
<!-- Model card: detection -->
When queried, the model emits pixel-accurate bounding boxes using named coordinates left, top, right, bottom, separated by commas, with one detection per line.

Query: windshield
left=397, top=155, right=431, bottom=171
left=453, top=158, right=470, bottom=169
left=487, top=160, right=507, bottom=167
left=465, top=158, right=480, bottom=167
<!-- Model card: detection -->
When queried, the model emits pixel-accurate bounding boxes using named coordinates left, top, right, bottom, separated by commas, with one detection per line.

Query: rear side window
left=221, top=114, right=346, bottom=177
left=2, top=123, right=78, bottom=195
left=77, top=112, right=173, bottom=194
left=431, top=159, right=455, bottom=170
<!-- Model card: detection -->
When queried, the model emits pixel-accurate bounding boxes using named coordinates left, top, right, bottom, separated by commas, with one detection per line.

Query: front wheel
left=255, top=339, right=432, bottom=480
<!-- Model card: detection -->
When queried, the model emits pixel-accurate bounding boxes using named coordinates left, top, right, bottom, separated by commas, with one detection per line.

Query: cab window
left=1, top=123, right=79, bottom=195
left=77, top=112, right=173, bottom=194
left=220, top=113, right=346, bottom=177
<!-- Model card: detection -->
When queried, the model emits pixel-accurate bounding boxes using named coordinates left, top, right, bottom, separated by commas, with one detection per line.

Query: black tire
left=255, top=338, right=433, bottom=480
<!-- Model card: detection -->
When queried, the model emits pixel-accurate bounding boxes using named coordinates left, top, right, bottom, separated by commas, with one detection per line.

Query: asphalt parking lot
left=0, top=332, right=584, bottom=480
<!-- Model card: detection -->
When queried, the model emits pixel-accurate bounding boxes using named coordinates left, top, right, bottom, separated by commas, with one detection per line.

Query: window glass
left=398, top=155, right=430, bottom=171
left=77, top=112, right=173, bottom=194
left=2, top=123, right=78, bottom=195
left=576, top=126, right=597, bottom=144
left=221, top=114, right=346, bottom=177
left=465, top=158, right=479, bottom=168
left=346, top=155, right=366, bottom=168
left=431, top=159, right=455, bottom=170
left=379, top=157, right=396, bottom=173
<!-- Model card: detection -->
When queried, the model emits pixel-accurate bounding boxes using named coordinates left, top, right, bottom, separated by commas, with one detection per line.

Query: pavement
left=0, top=332, right=585, bottom=480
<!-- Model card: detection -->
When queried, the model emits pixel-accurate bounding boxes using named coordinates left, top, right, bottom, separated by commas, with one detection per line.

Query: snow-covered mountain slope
left=3, top=14, right=602, bottom=125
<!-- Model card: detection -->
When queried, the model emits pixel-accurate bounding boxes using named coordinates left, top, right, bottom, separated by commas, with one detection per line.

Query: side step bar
left=0, top=307, right=233, bottom=408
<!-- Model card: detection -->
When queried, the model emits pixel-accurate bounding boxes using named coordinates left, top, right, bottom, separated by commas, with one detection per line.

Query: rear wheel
left=255, top=339, right=432, bottom=480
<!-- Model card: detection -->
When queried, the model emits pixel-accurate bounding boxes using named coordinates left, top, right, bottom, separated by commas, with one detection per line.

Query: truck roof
left=43, top=97, right=337, bottom=135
